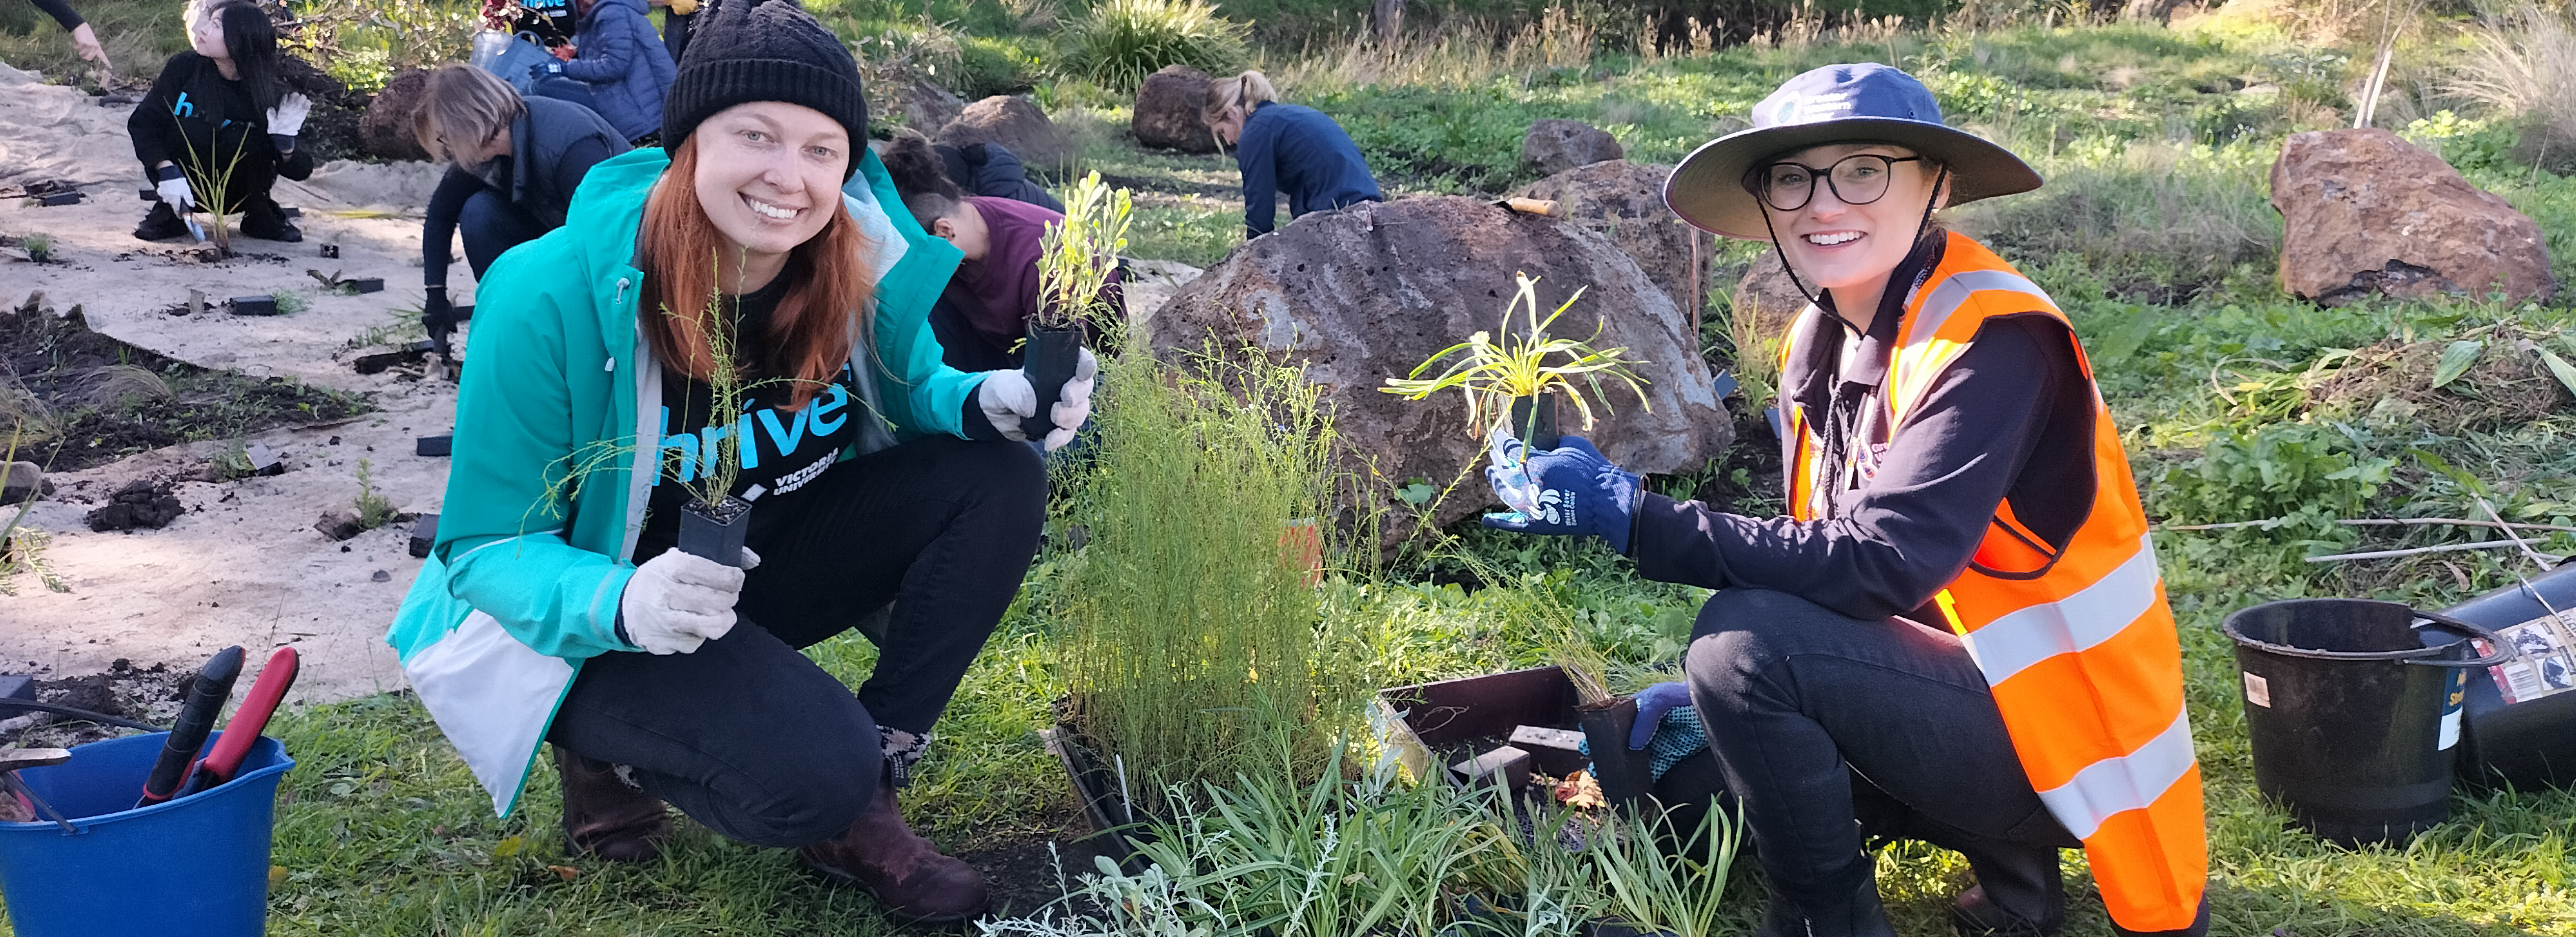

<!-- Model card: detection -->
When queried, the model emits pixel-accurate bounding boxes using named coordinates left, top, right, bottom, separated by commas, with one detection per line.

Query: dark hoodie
left=559, top=0, right=675, bottom=141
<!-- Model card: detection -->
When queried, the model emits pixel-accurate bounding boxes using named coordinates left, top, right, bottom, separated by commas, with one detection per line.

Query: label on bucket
left=2440, top=667, right=2467, bottom=751
left=2242, top=671, right=2271, bottom=708
left=2480, top=611, right=2576, bottom=705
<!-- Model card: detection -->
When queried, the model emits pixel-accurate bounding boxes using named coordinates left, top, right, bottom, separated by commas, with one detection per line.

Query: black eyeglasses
left=1745, top=154, right=1925, bottom=212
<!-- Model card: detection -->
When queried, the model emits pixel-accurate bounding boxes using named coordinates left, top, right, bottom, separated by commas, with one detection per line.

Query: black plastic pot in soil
left=2224, top=599, right=2515, bottom=845
left=1042, top=716, right=1149, bottom=866
left=1378, top=666, right=1693, bottom=811
left=1021, top=324, right=1083, bottom=441
left=229, top=296, right=278, bottom=316
left=677, top=496, right=752, bottom=567
left=2436, top=561, right=2576, bottom=792
left=1509, top=394, right=1560, bottom=450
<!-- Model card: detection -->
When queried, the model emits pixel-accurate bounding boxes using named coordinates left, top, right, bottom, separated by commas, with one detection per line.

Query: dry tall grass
left=2448, top=3, right=2576, bottom=171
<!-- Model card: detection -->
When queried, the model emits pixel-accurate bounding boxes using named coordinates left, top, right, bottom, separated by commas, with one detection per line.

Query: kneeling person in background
left=412, top=64, right=629, bottom=353
left=129, top=0, right=312, bottom=243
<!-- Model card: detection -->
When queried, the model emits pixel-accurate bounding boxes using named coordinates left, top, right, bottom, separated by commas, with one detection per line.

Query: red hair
left=637, top=137, right=872, bottom=409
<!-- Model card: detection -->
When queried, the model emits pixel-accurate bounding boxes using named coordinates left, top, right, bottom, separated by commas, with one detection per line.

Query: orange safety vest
left=1777, top=231, right=2207, bottom=933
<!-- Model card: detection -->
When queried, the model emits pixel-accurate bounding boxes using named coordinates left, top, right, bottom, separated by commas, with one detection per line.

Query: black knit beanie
left=660, top=0, right=870, bottom=180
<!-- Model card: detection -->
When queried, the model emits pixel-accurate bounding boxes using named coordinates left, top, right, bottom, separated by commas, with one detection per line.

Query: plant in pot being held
left=1026, top=171, right=1134, bottom=441
left=1379, top=271, right=1651, bottom=453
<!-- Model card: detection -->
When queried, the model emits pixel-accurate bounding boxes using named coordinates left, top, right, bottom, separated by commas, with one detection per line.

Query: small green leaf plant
left=1380, top=271, right=1652, bottom=440
left=1033, top=171, right=1135, bottom=335
left=174, top=120, right=251, bottom=255
left=354, top=458, right=397, bottom=530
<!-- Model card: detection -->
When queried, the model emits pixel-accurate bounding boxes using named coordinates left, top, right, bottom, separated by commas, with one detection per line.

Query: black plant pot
left=677, top=495, right=751, bottom=567
left=1509, top=393, right=1560, bottom=450
left=1021, top=324, right=1084, bottom=441
left=1045, top=706, right=1151, bottom=866
left=1576, top=696, right=1653, bottom=810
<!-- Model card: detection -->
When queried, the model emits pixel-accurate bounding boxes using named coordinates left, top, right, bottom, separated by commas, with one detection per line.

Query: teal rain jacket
left=386, top=147, right=974, bottom=816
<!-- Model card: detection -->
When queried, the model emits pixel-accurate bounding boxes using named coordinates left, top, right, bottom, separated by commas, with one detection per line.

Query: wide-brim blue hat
left=1665, top=62, right=2041, bottom=240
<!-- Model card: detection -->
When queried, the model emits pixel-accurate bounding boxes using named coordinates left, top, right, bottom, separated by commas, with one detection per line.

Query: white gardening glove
left=976, top=369, right=1036, bottom=443
left=618, top=546, right=758, bottom=654
left=974, top=349, right=1097, bottom=450
left=156, top=175, right=196, bottom=213
left=1044, top=347, right=1098, bottom=452
left=266, top=93, right=310, bottom=137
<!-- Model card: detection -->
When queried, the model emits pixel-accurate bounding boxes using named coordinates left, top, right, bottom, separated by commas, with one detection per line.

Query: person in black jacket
left=885, top=128, right=1061, bottom=212
left=411, top=64, right=628, bottom=353
left=130, top=0, right=311, bottom=243
left=20, top=0, right=110, bottom=71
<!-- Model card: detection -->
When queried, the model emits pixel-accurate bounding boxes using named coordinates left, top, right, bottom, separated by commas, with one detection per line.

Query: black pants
left=459, top=190, right=546, bottom=280
left=545, top=436, right=1046, bottom=848
left=1683, top=588, right=2078, bottom=913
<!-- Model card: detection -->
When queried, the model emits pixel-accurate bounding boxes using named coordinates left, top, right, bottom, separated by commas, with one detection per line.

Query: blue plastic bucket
left=0, top=731, right=294, bottom=937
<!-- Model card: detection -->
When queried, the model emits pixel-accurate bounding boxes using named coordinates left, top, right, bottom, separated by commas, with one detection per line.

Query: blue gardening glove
left=1629, top=681, right=1691, bottom=749
left=1480, top=435, right=1642, bottom=555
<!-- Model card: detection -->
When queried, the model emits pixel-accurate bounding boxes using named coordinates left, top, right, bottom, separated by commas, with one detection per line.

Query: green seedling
left=20, top=233, right=53, bottom=263
left=1382, top=272, right=1651, bottom=438
left=354, top=458, right=397, bottom=530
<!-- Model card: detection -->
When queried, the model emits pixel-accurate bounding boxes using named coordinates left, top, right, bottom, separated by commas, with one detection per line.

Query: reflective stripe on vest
left=1777, top=231, right=2208, bottom=933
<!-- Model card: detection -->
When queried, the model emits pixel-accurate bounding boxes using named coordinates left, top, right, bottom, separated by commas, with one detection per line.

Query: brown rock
left=2269, top=128, right=2555, bottom=306
left=937, top=96, right=1071, bottom=174
left=1514, top=160, right=1711, bottom=316
left=1151, top=196, right=1735, bottom=544
left=1732, top=249, right=1813, bottom=341
left=314, top=509, right=364, bottom=542
left=1521, top=119, right=1624, bottom=176
left=1132, top=65, right=1216, bottom=153
left=357, top=70, right=433, bottom=162
left=1, top=461, right=39, bottom=506
left=891, top=79, right=964, bottom=135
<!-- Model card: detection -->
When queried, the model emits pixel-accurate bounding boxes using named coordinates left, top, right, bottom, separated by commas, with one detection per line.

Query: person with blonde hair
left=1202, top=69, right=1379, bottom=237
left=412, top=63, right=627, bottom=352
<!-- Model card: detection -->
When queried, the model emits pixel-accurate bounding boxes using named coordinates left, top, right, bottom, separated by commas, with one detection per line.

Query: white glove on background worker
left=975, top=347, right=1097, bottom=450
left=618, top=546, right=760, bottom=655
left=265, top=92, right=310, bottom=138
left=155, top=172, right=195, bottom=213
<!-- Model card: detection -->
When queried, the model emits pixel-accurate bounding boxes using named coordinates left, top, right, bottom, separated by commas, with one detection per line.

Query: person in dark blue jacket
left=545, top=0, right=674, bottom=143
left=411, top=64, right=628, bottom=354
left=1202, top=70, right=1380, bottom=237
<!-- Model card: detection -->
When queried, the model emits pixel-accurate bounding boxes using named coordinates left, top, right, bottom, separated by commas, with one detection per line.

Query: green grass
left=11, top=6, right=2576, bottom=935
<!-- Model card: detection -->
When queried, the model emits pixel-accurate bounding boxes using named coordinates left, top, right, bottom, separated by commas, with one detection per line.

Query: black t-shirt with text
left=633, top=277, right=862, bottom=561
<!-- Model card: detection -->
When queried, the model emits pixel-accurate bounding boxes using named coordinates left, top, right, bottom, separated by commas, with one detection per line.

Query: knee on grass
left=712, top=742, right=882, bottom=848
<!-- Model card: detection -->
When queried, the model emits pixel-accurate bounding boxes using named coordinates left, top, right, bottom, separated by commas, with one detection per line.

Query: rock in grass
left=1520, top=119, right=1624, bottom=177
left=314, top=509, right=364, bottom=542
left=358, top=70, right=433, bottom=162
left=1514, top=160, right=1708, bottom=316
left=85, top=480, right=183, bottom=532
left=1132, top=65, right=1217, bottom=153
left=1, top=461, right=39, bottom=506
left=2270, top=128, right=2556, bottom=307
left=1734, top=249, right=1811, bottom=338
left=1151, top=195, right=1735, bottom=544
left=891, top=78, right=964, bottom=137
left=937, top=96, right=1070, bottom=174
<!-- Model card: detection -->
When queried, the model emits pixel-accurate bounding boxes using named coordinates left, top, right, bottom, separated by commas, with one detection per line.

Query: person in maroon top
left=881, top=134, right=1121, bottom=372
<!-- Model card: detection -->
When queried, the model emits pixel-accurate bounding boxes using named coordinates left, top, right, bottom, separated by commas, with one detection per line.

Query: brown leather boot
left=554, top=746, right=669, bottom=863
left=799, top=777, right=989, bottom=923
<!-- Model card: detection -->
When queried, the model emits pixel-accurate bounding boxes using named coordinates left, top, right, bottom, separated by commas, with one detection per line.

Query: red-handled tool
left=136, top=645, right=243, bottom=809
left=180, top=646, right=300, bottom=797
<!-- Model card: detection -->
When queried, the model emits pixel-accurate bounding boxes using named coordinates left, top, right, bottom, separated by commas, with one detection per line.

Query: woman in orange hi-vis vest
left=1481, top=63, right=2209, bottom=937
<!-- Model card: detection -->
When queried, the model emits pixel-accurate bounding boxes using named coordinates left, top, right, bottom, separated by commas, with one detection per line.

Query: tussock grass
left=1055, top=348, right=1357, bottom=811
left=1054, top=0, right=1249, bottom=92
left=2448, top=3, right=2576, bottom=173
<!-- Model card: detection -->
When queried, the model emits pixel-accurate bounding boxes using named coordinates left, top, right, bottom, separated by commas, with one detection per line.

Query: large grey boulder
left=1151, top=196, right=1736, bottom=543
left=937, top=95, right=1072, bottom=174
left=2270, top=128, right=2555, bottom=306
left=1514, top=160, right=1708, bottom=317
left=1521, top=119, right=1624, bottom=176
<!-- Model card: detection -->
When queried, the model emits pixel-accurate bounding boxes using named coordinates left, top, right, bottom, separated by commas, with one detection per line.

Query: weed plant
left=1055, top=346, right=1354, bottom=813
left=1055, top=0, right=1249, bottom=93
left=354, top=458, right=396, bottom=530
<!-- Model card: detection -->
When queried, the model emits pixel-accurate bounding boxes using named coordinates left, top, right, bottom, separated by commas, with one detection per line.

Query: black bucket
left=2223, top=599, right=2516, bottom=846
left=2435, top=562, right=2576, bottom=792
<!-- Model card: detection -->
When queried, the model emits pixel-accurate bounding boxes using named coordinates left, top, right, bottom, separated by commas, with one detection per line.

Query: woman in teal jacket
left=385, top=0, right=1089, bottom=923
